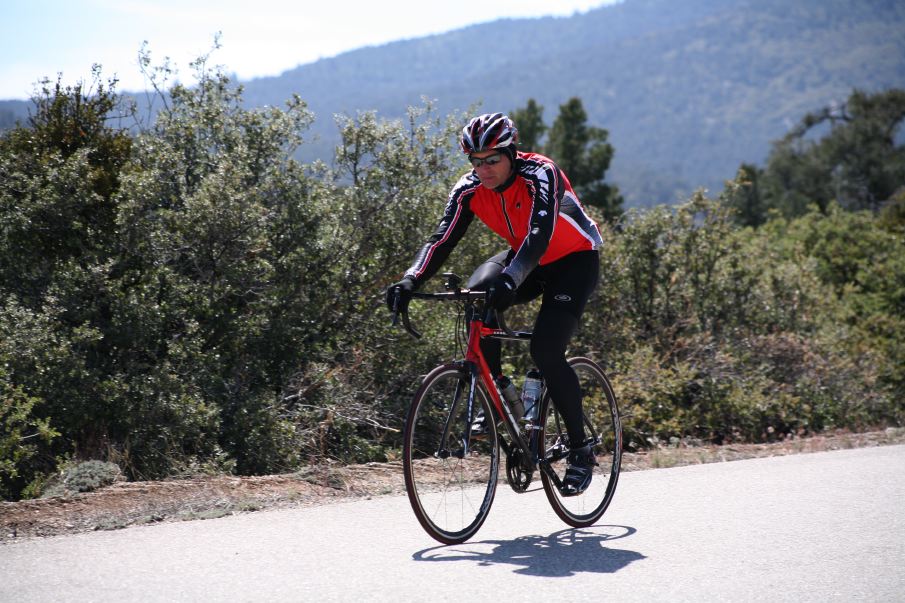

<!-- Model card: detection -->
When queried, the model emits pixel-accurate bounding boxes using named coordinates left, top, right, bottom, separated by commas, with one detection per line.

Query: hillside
left=3, top=0, right=905, bottom=206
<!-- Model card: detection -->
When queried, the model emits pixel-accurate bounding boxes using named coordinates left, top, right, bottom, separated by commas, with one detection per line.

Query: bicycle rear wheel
left=403, top=363, right=500, bottom=544
left=539, top=356, right=622, bottom=527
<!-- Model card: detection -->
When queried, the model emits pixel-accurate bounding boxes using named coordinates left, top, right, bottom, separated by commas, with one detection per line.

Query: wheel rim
left=540, top=357, right=622, bottom=526
left=404, top=367, right=499, bottom=543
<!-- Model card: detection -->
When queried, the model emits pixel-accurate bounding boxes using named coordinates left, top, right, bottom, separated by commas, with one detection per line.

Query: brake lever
left=388, top=287, right=421, bottom=339
left=390, top=288, right=401, bottom=326
left=400, top=307, right=422, bottom=339
left=481, top=301, right=516, bottom=338
left=496, top=309, right=517, bottom=337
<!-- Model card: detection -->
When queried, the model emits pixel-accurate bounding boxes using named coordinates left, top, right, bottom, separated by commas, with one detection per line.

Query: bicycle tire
left=402, top=363, right=500, bottom=544
left=539, top=357, right=622, bottom=527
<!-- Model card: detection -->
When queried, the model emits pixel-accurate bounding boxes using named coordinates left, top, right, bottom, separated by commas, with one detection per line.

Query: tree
left=511, top=97, right=623, bottom=221
left=544, top=98, right=623, bottom=221
left=509, top=99, right=546, bottom=153
left=723, top=163, right=767, bottom=227
left=757, top=88, right=905, bottom=219
left=0, top=67, right=132, bottom=299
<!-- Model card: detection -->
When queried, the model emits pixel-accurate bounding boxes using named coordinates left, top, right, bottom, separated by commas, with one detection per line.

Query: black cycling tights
left=471, top=250, right=599, bottom=445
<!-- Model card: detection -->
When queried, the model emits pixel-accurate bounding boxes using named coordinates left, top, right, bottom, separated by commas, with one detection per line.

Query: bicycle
left=391, top=272, right=622, bottom=545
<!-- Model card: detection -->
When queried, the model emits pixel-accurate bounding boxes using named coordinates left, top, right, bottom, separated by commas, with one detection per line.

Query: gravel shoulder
left=3, top=428, right=903, bottom=544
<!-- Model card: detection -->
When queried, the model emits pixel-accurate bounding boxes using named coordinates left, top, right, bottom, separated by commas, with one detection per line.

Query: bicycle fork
left=434, top=363, right=497, bottom=460
left=434, top=371, right=472, bottom=460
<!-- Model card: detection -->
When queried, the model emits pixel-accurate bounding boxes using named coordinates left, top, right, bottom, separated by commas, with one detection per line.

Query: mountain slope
left=238, top=0, right=905, bottom=206
left=4, top=0, right=904, bottom=207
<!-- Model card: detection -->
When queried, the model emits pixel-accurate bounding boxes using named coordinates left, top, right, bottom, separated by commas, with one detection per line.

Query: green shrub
left=1, top=53, right=902, bottom=501
left=0, top=374, right=59, bottom=500
left=42, top=460, right=123, bottom=498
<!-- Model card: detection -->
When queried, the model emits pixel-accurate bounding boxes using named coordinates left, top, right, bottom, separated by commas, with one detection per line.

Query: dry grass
left=2, top=428, right=902, bottom=543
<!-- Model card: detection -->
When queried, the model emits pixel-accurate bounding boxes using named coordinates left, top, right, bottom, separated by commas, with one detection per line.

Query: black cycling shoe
left=561, top=442, right=598, bottom=497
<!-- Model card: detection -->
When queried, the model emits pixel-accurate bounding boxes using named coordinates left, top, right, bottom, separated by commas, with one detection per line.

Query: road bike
left=391, top=273, right=622, bottom=544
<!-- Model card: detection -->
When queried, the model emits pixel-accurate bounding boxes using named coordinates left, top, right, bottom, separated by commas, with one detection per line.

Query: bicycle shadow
left=412, top=525, right=644, bottom=577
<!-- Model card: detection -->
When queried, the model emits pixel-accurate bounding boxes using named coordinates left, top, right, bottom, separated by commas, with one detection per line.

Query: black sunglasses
left=469, top=153, right=504, bottom=168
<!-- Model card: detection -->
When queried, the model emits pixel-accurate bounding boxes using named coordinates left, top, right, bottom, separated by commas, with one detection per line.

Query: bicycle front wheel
left=403, top=363, right=500, bottom=544
left=539, top=356, right=622, bottom=527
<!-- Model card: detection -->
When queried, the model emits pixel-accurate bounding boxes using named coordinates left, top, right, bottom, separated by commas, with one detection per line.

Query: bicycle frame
left=397, top=282, right=559, bottom=481
left=462, top=309, right=535, bottom=467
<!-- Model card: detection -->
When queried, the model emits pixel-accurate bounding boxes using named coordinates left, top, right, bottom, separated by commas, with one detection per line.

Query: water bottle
left=495, top=375, right=524, bottom=422
left=521, top=368, right=543, bottom=423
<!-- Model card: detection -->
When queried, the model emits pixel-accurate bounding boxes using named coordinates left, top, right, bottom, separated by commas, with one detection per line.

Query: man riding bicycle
left=386, top=112, right=602, bottom=495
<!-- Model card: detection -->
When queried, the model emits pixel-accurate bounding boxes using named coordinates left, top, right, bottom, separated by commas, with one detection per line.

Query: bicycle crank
left=505, top=450, right=533, bottom=493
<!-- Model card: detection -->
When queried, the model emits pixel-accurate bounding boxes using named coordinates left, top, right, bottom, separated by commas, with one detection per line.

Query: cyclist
left=386, top=112, right=602, bottom=496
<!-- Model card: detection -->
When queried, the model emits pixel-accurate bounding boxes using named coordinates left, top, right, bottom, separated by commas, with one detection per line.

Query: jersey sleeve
left=403, top=176, right=478, bottom=286
left=502, top=160, right=563, bottom=286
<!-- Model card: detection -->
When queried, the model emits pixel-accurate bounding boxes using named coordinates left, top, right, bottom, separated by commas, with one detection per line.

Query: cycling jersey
left=404, top=152, right=603, bottom=287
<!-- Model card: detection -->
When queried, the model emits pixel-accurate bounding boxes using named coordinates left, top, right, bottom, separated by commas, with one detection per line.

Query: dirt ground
left=3, top=428, right=903, bottom=544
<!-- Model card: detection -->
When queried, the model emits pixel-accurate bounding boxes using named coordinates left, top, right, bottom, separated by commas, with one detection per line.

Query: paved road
left=2, top=445, right=903, bottom=602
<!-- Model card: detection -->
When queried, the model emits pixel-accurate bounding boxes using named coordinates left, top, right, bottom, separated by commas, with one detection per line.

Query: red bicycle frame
left=394, top=281, right=536, bottom=462
left=466, top=316, right=513, bottom=422
left=461, top=308, right=536, bottom=464
left=395, top=281, right=574, bottom=489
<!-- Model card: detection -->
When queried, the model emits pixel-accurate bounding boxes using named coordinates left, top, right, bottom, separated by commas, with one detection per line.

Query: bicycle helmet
left=460, top=113, right=519, bottom=155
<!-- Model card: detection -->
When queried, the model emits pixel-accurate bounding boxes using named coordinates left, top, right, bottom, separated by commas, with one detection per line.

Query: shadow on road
left=412, top=525, right=645, bottom=577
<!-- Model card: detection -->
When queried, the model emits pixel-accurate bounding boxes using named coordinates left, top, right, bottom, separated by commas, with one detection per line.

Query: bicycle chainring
left=505, top=450, right=533, bottom=493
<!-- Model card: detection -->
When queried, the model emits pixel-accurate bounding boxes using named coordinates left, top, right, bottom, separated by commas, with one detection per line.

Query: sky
left=1, top=0, right=618, bottom=100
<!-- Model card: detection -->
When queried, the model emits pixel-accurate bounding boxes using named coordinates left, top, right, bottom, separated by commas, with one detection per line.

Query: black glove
left=386, top=277, right=416, bottom=313
left=486, top=273, right=516, bottom=310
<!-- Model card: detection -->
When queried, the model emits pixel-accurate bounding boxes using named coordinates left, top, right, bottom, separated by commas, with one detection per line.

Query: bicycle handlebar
left=389, top=286, right=518, bottom=340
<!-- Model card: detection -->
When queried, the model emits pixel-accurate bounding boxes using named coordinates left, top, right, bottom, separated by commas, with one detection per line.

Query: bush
left=42, top=460, right=123, bottom=498
left=0, top=372, right=59, bottom=500
left=1, top=53, right=901, bottom=500
left=585, top=193, right=902, bottom=448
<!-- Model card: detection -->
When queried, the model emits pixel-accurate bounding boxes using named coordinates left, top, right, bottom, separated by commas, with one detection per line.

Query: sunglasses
left=469, top=153, right=504, bottom=168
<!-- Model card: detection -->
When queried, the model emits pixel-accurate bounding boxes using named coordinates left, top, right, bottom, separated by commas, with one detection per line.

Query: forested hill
left=3, top=0, right=905, bottom=206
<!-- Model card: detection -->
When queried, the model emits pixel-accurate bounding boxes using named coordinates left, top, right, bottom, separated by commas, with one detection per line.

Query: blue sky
left=1, top=0, right=618, bottom=100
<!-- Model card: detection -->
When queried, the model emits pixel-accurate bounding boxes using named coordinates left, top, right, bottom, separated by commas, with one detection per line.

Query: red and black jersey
left=405, top=152, right=603, bottom=287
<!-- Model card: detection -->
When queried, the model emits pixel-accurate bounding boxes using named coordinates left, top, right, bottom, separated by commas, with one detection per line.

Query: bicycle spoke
left=540, top=357, right=622, bottom=527
left=403, top=364, right=499, bottom=544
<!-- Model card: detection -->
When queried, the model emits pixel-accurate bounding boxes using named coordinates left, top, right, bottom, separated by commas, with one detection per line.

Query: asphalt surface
left=2, top=445, right=903, bottom=602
